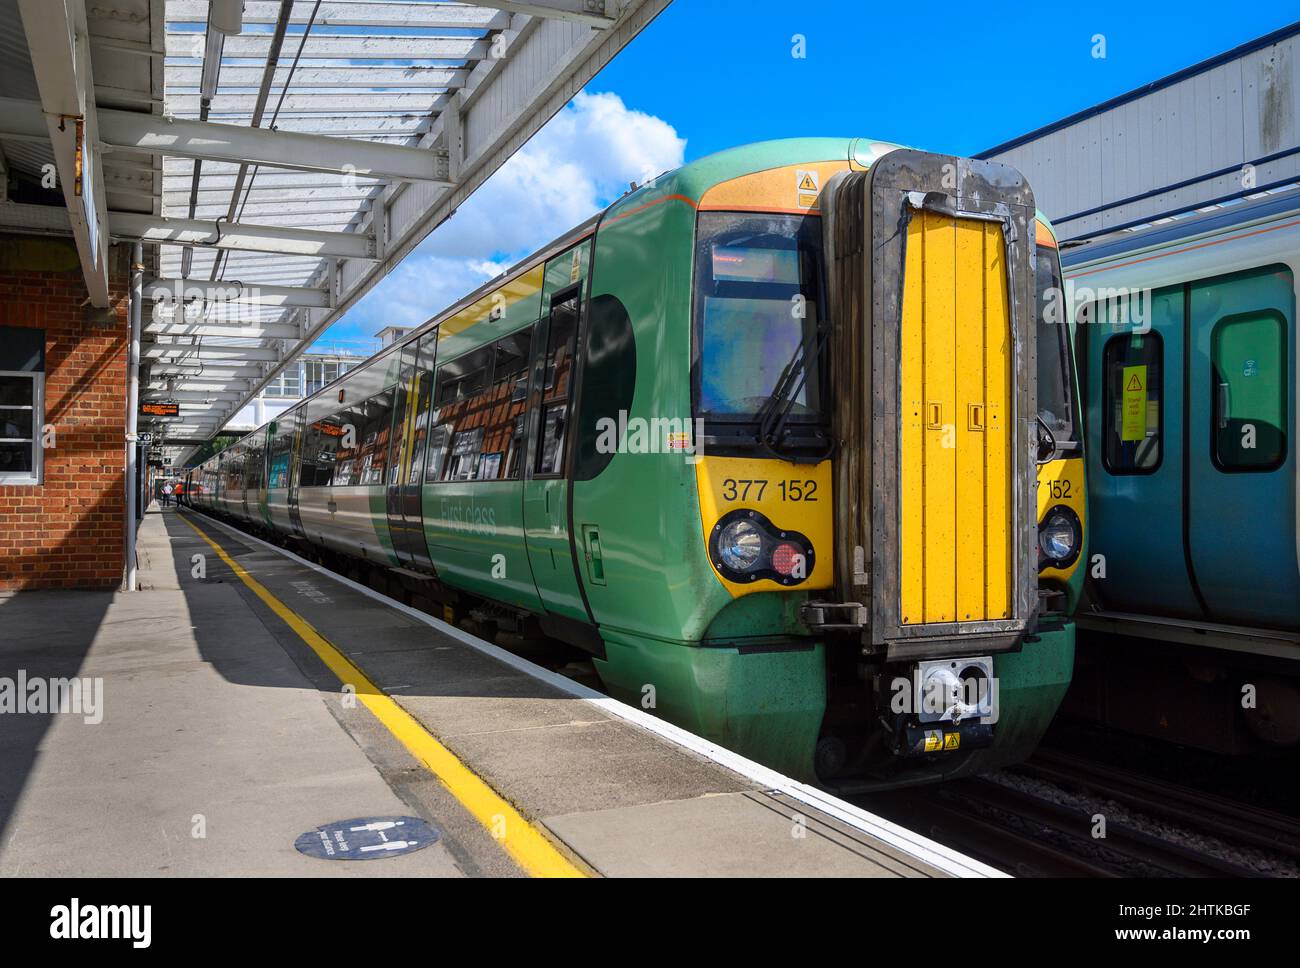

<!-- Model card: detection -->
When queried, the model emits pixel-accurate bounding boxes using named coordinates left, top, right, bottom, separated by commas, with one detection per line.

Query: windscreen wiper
left=753, top=323, right=835, bottom=464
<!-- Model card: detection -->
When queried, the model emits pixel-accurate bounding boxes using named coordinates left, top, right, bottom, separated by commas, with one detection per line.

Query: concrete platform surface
left=0, top=506, right=991, bottom=878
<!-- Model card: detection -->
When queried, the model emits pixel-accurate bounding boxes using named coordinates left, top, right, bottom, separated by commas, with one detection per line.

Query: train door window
left=1211, top=311, right=1286, bottom=471
left=537, top=291, right=579, bottom=476
left=386, top=343, right=420, bottom=486
left=478, top=329, right=532, bottom=481
left=1102, top=332, right=1163, bottom=474
left=404, top=334, right=439, bottom=486
left=428, top=345, right=494, bottom=482
left=245, top=441, right=261, bottom=491
left=268, top=427, right=293, bottom=488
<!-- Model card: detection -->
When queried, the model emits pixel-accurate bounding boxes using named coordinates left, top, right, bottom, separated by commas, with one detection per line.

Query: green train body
left=185, top=138, right=1084, bottom=786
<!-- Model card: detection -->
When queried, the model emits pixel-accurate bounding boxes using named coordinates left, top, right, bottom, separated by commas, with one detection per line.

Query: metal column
left=124, top=242, right=143, bottom=591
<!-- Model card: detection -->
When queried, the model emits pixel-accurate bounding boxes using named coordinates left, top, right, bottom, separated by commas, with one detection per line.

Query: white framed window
left=0, top=370, right=43, bottom=485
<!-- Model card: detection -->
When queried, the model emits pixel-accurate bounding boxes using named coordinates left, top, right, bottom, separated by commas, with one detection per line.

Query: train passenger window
left=537, top=293, right=579, bottom=476
left=424, top=425, right=451, bottom=483
left=302, top=415, right=344, bottom=486
left=1211, top=311, right=1286, bottom=471
left=446, top=428, right=484, bottom=481
left=357, top=392, right=393, bottom=485
left=428, top=345, right=494, bottom=482
left=478, top=330, right=532, bottom=480
left=1102, top=332, right=1163, bottom=474
left=331, top=402, right=368, bottom=486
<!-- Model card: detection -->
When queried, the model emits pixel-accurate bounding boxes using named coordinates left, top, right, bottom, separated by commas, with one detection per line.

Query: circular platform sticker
left=294, top=816, right=440, bottom=861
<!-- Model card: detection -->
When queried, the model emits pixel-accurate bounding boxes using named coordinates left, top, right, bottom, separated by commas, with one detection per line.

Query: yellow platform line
left=179, top=512, right=587, bottom=878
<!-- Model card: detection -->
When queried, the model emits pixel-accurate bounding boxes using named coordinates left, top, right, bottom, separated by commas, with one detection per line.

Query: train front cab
left=586, top=144, right=1081, bottom=785
left=817, top=151, right=1079, bottom=785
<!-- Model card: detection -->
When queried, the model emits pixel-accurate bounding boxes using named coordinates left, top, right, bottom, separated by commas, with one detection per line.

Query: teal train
left=1063, top=189, right=1300, bottom=753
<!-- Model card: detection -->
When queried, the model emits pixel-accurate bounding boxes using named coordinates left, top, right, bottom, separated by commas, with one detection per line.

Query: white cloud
left=334, top=91, right=685, bottom=344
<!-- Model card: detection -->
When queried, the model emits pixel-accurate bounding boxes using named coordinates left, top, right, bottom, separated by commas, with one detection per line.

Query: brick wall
left=0, top=234, right=130, bottom=591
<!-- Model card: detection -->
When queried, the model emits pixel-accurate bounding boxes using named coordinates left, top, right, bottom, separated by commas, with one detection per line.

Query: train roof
left=1061, top=186, right=1300, bottom=270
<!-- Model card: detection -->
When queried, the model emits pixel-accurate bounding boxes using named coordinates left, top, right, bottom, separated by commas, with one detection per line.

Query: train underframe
left=1066, top=628, right=1300, bottom=756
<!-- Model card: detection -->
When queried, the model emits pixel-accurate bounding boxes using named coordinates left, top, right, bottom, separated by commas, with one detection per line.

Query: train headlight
left=709, top=510, right=814, bottom=585
left=1038, top=505, right=1081, bottom=569
left=718, top=519, right=764, bottom=572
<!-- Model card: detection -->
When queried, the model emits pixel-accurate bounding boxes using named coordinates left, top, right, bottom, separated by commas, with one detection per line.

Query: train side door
left=385, top=334, right=437, bottom=569
left=1085, top=285, right=1204, bottom=619
left=287, top=406, right=306, bottom=536
left=1187, top=265, right=1299, bottom=628
left=522, top=285, right=590, bottom=623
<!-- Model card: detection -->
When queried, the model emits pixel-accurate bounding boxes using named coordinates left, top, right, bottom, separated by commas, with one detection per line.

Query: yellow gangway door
left=898, top=212, right=1012, bottom=626
left=822, top=150, right=1037, bottom=658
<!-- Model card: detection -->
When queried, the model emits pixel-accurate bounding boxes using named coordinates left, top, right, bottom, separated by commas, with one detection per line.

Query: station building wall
left=0, top=233, right=130, bottom=591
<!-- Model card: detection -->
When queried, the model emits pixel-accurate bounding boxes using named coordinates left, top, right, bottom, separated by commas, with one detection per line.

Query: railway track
left=859, top=776, right=1264, bottom=878
left=1018, top=749, right=1300, bottom=865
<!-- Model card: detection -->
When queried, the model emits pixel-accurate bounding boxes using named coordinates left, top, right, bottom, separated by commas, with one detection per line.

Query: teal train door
left=522, top=285, right=589, bottom=624
left=1187, top=265, right=1299, bottom=629
left=1086, top=285, right=1205, bottom=619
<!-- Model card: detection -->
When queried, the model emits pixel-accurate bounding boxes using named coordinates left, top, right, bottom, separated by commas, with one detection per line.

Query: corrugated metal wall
left=980, top=24, right=1300, bottom=241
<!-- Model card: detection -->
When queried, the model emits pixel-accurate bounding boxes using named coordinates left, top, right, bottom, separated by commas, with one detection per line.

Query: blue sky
left=319, top=0, right=1299, bottom=352
left=593, top=1, right=1299, bottom=160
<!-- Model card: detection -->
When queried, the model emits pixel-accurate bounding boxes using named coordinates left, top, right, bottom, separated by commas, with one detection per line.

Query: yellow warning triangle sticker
left=798, top=173, right=817, bottom=192
left=1125, top=373, right=1143, bottom=391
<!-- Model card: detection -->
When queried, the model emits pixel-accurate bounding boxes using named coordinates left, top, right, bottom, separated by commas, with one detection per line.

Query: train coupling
left=882, top=655, right=999, bottom=757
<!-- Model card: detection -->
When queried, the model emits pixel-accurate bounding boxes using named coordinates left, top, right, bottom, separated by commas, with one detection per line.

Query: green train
left=184, top=138, right=1086, bottom=787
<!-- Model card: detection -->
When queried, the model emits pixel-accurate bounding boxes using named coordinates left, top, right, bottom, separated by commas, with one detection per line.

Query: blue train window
left=1211, top=311, right=1286, bottom=471
left=1102, top=332, right=1163, bottom=474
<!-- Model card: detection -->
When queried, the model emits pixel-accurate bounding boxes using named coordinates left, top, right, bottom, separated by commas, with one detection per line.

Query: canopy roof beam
left=111, top=212, right=376, bottom=260
left=143, top=278, right=331, bottom=308
left=15, top=0, right=111, bottom=306
left=0, top=98, right=453, bottom=184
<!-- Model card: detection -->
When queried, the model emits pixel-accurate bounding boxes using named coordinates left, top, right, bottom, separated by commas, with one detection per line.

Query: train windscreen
left=1036, top=243, right=1077, bottom=447
left=693, top=212, right=826, bottom=423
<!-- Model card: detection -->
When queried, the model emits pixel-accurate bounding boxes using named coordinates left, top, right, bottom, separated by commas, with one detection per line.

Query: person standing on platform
left=161, top=481, right=173, bottom=508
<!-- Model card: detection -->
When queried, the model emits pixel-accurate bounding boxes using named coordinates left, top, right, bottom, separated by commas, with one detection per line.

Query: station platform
left=0, top=506, right=1001, bottom=878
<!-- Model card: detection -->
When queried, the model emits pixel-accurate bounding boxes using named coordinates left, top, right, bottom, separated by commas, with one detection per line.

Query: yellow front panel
left=899, top=213, right=1013, bottom=625
left=1036, top=457, right=1086, bottom=583
left=695, top=456, right=834, bottom=598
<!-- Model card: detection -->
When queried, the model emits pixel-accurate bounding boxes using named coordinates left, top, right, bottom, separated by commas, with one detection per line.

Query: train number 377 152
left=721, top=478, right=818, bottom=502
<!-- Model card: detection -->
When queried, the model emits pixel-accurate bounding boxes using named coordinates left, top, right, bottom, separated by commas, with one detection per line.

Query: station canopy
left=0, top=0, right=667, bottom=464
